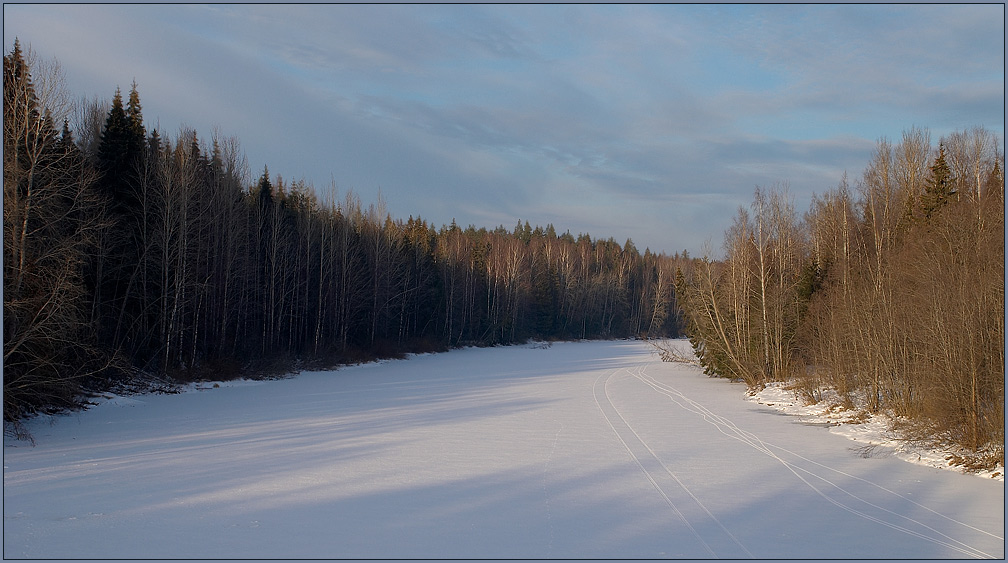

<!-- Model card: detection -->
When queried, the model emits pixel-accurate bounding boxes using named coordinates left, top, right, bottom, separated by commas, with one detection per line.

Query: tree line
left=8, top=40, right=1002, bottom=466
left=674, top=125, right=1004, bottom=464
left=3, top=41, right=687, bottom=422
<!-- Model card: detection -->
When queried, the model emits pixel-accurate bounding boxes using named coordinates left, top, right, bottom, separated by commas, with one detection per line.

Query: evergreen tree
left=58, top=119, right=75, bottom=154
left=920, top=143, right=954, bottom=220
left=97, top=87, right=129, bottom=196
left=126, top=80, right=146, bottom=160
left=3, top=40, right=42, bottom=155
left=4, top=40, right=107, bottom=421
left=147, top=128, right=161, bottom=158
left=92, top=84, right=152, bottom=363
left=96, top=83, right=146, bottom=206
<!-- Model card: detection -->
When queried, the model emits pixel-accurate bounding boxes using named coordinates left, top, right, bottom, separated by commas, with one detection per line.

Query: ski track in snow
left=593, top=366, right=753, bottom=558
left=3, top=340, right=1003, bottom=559
left=626, top=360, right=1002, bottom=559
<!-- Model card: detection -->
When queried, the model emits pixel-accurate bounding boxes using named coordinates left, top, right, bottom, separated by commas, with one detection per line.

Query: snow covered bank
left=4, top=340, right=1003, bottom=558
left=750, top=382, right=1005, bottom=482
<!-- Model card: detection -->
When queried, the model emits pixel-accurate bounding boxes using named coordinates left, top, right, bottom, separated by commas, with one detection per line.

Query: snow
left=4, top=340, right=1004, bottom=559
left=750, top=383, right=1005, bottom=482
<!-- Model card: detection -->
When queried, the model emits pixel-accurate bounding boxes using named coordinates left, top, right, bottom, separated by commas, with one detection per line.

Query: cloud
left=3, top=3, right=1003, bottom=256
left=700, top=5, right=1004, bottom=135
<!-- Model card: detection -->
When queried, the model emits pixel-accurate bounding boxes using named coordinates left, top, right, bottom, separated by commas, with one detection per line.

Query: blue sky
left=4, top=4, right=1004, bottom=255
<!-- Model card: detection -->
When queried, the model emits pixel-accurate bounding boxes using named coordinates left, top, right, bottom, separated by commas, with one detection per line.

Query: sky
left=3, top=4, right=1004, bottom=256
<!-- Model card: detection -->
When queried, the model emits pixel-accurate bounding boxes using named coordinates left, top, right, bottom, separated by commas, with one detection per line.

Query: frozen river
left=4, top=340, right=1003, bottom=558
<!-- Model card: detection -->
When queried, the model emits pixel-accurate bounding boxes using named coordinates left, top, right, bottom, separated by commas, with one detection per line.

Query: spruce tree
left=93, top=85, right=151, bottom=362
left=97, top=82, right=146, bottom=204
left=3, top=38, right=55, bottom=177
left=98, top=89, right=127, bottom=164
left=126, top=81, right=146, bottom=160
left=257, top=165, right=273, bottom=208
left=920, top=143, right=954, bottom=220
left=96, top=88, right=132, bottom=208
left=147, top=128, right=161, bottom=158
left=3, top=40, right=40, bottom=141
left=58, top=119, right=74, bottom=154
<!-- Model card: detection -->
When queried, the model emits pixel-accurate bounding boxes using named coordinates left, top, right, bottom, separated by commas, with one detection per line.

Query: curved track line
left=592, top=369, right=717, bottom=558
left=630, top=362, right=996, bottom=559
left=632, top=364, right=1002, bottom=550
left=631, top=364, right=993, bottom=558
left=609, top=366, right=754, bottom=559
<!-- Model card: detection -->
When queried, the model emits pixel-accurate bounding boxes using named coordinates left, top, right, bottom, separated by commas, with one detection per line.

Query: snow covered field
left=4, top=340, right=1004, bottom=558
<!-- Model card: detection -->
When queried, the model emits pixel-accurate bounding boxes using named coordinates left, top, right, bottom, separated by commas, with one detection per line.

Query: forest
left=673, top=127, right=1004, bottom=466
left=3, top=41, right=686, bottom=423
left=4, top=41, right=1004, bottom=466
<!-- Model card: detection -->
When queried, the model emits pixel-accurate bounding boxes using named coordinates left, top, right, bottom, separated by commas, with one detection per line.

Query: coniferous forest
left=4, top=41, right=686, bottom=422
left=4, top=41, right=1004, bottom=465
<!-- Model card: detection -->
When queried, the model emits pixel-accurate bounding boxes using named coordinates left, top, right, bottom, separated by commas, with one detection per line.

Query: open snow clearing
left=4, top=340, right=1003, bottom=558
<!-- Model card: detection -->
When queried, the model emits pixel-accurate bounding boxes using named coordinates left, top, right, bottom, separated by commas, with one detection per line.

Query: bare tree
left=71, top=95, right=110, bottom=162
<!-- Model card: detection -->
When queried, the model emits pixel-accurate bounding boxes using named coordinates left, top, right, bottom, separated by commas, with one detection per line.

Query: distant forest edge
left=4, top=41, right=1004, bottom=465
left=4, top=41, right=687, bottom=423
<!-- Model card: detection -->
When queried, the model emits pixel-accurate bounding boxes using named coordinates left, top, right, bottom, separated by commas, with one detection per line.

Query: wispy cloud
left=3, top=4, right=1003, bottom=254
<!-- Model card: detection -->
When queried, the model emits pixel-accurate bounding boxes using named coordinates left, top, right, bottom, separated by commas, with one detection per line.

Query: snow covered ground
left=3, top=340, right=1004, bottom=559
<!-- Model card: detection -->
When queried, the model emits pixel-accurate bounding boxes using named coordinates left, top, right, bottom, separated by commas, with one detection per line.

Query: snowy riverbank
left=750, top=383, right=1004, bottom=482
